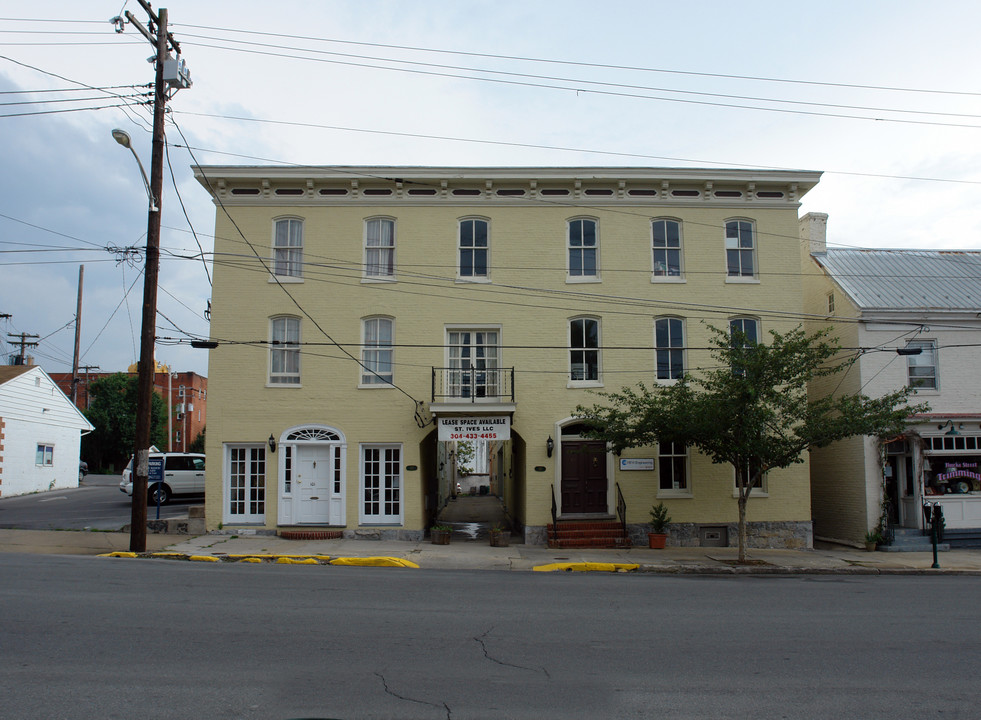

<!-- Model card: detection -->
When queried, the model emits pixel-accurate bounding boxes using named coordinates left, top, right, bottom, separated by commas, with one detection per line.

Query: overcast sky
left=1, top=1, right=979, bottom=378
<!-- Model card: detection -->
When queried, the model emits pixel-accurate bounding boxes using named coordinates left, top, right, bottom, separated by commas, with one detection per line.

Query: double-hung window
left=365, top=218, right=395, bottom=279
left=652, top=219, right=683, bottom=278
left=459, top=218, right=489, bottom=280
left=273, top=218, right=303, bottom=278
left=729, top=317, right=759, bottom=346
left=659, top=442, right=689, bottom=494
left=570, top=317, right=600, bottom=384
left=269, top=316, right=301, bottom=385
left=654, top=317, right=685, bottom=381
left=568, top=218, right=598, bottom=280
left=725, top=219, right=756, bottom=279
left=736, top=459, right=766, bottom=493
left=906, top=340, right=938, bottom=390
left=361, top=317, right=394, bottom=386
left=447, top=328, right=500, bottom=399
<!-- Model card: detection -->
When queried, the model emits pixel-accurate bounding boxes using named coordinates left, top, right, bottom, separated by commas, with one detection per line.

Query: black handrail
left=616, top=482, right=626, bottom=537
left=431, top=367, right=514, bottom=403
left=550, top=484, right=558, bottom=546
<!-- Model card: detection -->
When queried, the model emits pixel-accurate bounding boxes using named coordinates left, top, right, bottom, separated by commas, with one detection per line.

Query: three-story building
left=195, top=166, right=821, bottom=547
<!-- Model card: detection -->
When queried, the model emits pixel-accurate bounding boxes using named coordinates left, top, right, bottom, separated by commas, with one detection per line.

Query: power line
left=172, top=22, right=981, bottom=98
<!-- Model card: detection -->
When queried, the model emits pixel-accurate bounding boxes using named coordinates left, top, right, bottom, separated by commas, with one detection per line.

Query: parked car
left=120, top=452, right=205, bottom=505
left=79, top=461, right=89, bottom=482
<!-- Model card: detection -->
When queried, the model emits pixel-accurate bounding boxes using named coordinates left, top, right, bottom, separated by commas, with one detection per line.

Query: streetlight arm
left=111, top=128, right=158, bottom=212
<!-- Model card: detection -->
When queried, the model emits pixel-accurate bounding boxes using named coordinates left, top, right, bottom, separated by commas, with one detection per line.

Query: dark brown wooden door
left=561, top=440, right=608, bottom=514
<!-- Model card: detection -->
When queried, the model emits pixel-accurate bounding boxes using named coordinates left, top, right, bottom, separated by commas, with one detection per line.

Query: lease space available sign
left=438, top=416, right=511, bottom=442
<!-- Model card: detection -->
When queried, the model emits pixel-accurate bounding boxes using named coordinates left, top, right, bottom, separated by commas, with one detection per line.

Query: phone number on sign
left=449, top=433, right=499, bottom=440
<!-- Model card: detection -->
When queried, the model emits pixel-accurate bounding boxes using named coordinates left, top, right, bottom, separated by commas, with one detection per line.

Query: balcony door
left=448, top=329, right=499, bottom=400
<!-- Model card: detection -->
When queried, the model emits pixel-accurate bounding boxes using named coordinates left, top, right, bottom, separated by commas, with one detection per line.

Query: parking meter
left=932, top=503, right=945, bottom=543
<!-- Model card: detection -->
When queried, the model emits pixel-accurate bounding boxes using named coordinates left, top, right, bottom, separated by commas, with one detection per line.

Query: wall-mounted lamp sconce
left=268, top=434, right=277, bottom=453
left=546, top=436, right=554, bottom=458
left=938, top=420, right=961, bottom=436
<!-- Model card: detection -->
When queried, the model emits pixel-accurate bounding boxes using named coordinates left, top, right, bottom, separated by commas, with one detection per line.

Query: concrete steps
left=880, top=528, right=948, bottom=553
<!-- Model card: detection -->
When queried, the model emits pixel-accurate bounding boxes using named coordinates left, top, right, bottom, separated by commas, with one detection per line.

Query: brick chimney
left=799, top=212, right=828, bottom=255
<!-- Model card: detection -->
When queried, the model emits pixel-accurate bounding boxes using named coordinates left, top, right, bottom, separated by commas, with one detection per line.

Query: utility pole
left=115, top=2, right=191, bottom=552
left=6, top=332, right=39, bottom=366
left=78, top=365, right=100, bottom=410
left=70, top=265, right=83, bottom=404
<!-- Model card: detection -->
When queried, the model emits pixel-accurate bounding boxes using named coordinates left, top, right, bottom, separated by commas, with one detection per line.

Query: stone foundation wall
left=628, top=521, right=813, bottom=549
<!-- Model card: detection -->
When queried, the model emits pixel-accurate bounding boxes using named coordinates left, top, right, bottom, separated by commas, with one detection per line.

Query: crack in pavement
left=374, top=671, right=451, bottom=719
left=475, top=628, right=550, bottom=678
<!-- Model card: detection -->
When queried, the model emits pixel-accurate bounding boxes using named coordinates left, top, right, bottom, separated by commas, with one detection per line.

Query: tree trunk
left=737, top=492, right=748, bottom=563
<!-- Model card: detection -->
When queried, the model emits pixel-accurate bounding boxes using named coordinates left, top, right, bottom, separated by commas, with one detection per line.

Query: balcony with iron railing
left=430, top=366, right=515, bottom=412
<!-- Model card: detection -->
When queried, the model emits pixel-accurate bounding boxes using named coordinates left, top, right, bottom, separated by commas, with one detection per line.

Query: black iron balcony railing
left=431, top=366, right=514, bottom=403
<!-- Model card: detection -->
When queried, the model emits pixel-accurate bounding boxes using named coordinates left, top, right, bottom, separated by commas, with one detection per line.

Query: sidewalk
left=4, top=527, right=981, bottom=573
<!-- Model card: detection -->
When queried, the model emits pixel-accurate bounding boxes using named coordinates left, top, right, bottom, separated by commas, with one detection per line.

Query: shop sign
left=438, top=416, right=511, bottom=442
left=619, top=458, right=655, bottom=471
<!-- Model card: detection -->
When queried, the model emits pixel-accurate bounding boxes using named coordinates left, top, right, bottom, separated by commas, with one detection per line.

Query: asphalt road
left=3, top=555, right=981, bottom=719
left=0, top=474, right=201, bottom=530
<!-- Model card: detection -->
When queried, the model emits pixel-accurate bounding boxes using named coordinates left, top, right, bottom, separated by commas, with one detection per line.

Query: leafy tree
left=577, top=326, right=927, bottom=562
left=455, top=440, right=476, bottom=476
left=81, top=373, right=168, bottom=471
left=188, top=427, right=206, bottom=453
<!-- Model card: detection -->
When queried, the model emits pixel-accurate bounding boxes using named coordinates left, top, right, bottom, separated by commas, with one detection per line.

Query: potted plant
left=430, top=524, right=452, bottom=545
left=649, top=502, right=671, bottom=549
left=489, top=524, right=511, bottom=547
left=864, top=530, right=881, bottom=552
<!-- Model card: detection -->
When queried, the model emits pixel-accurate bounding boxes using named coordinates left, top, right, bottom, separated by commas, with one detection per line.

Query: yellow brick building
left=194, top=167, right=820, bottom=547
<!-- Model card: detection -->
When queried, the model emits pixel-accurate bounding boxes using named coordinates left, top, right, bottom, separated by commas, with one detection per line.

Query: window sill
left=566, top=276, right=601, bottom=284
left=725, top=276, right=760, bottom=284
left=266, top=382, right=303, bottom=388
left=361, top=276, right=397, bottom=284
left=269, top=275, right=303, bottom=283
left=567, top=380, right=603, bottom=389
left=657, top=490, right=692, bottom=499
left=456, top=277, right=491, bottom=284
left=358, top=382, right=395, bottom=389
left=732, top=491, right=769, bottom=498
left=652, top=275, right=686, bottom=283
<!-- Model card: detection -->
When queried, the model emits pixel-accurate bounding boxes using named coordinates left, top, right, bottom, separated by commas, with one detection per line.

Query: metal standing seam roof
left=815, top=249, right=981, bottom=311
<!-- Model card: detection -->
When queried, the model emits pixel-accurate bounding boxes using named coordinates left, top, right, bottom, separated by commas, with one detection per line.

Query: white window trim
left=906, top=339, right=939, bottom=393
left=568, top=316, right=603, bottom=388
left=223, top=443, right=267, bottom=524
left=268, top=315, right=302, bottom=388
left=360, top=316, right=395, bottom=389
left=732, top=463, right=769, bottom=498
left=270, top=216, right=304, bottom=282
left=723, top=218, right=758, bottom=282
left=566, top=217, right=601, bottom=284
left=359, top=443, right=404, bottom=526
left=362, top=216, right=397, bottom=283
left=657, top=443, right=691, bottom=498
left=651, top=217, right=685, bottom=283
left=653, top=316, right=686, bottom=385
left=457, top=217, right=491, bottom=282
left=35, top=443, right=55, bottom=467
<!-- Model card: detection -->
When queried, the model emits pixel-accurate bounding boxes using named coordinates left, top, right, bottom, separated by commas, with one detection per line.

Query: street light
left=112, top=123, right=163, bottom=553
left=112, top=129, right=156, bottom=211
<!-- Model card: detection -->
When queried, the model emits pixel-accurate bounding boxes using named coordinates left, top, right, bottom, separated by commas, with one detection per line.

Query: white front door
left=296, top=445, right=332, bottom=524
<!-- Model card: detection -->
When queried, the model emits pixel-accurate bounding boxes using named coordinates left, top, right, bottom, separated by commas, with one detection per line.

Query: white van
left=120, top=452, right=206, bottom=505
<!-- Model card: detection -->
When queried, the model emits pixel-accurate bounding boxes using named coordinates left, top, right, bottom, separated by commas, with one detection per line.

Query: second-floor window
left=570, top=317, right=600, bottom=383
left=273, top=218, right=303, bottom=278
left=652, top=219, right=682, bottom=278
left=568, top=218, right=598, bottom=279
left=269, top=316, right=300, bottom=385
left=365, top=218, right=395, bottom=278
left=725, top=219, right=756, bottom=278
left=654, top=317, right=685, bottom=380
left=906, top=340, right=938, bottom=390
left=459, top=218, right=489, bottom=279
left=361, top=317, right=394, bottom=386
